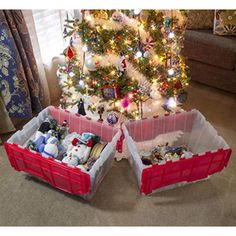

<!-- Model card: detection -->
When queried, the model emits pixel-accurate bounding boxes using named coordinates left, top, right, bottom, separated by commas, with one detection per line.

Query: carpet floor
left=0, top=82, right=236, bottom=226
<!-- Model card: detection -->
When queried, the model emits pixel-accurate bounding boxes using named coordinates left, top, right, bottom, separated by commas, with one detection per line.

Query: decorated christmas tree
left=57, top=10, right=190, bottom=123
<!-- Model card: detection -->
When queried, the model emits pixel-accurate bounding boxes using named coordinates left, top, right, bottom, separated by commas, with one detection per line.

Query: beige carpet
left=0, top=82, right=236, bottom=226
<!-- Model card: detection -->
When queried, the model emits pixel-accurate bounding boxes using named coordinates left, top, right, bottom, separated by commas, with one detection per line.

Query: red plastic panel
left=140, top=148, right=232, bottom=195
left=48, top=106, right=117, bottom=143
left=4, top=143, right=90, bottom=195
left=4, top=107, right=119, bottom=196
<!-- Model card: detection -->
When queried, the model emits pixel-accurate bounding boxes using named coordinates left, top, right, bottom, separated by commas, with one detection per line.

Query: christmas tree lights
left=58, top=10, right=190, bottom=121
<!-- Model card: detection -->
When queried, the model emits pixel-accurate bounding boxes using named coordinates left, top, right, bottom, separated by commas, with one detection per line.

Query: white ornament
left=143, top=51, right=150, bottom=58
left=85, top=54, right=100, bottom=71
left=135, top=51, right=142, bottom=58
left=168, top=68, right=175, bottom=76
left=69, top=72, right=75, bottom=77
left=78, top=79, right=85, bottom=87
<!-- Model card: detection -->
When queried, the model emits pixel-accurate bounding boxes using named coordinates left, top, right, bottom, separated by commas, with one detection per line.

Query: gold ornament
left=93, top=10, right=108, bottom=20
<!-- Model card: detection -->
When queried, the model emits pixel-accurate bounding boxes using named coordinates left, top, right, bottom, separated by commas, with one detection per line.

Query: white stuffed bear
left=62, top=139, right=93, bottom=167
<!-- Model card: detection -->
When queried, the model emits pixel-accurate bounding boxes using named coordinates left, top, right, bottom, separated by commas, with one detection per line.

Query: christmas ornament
left=97, top=104, right=105, bottom=121
left=78, top=78, right=85, bottom=88
left=93, top=10, right=108, bottom=20
left=77, top=98, right=86, bottom=116
left=63, top=27, right=67, bottom=36
left=101, top=85, right=120, bottom=99
left=143, top=37, right=155, bottom=51
left=177, top=91, right=188, bottom=104
left=67, top=46, right=74, bottom=60
left=121, top=96, right=130, bottom=109
left=163, top=16, right=172, bottom=29
left=168, top=68, right=175, bottom=76
left=135, top=50, right=142, bottom=58
left=107, top=112, right=119, bottom=125
left=116, top=52, right=127, bottom=76
left=143, top=51, right=150, bottom=58
left=69, top=37, right=73, bottom=47
left=138, top=80, right=151, bottom=97
left=92, top=32, right=98, bottom=43
left=174, top=81, right=183, bottom=90
left=85, top=54, right=100, bottom=71
left=57, top=65, right=67, bottom=79
left=112, top=11, right=124, bottom=23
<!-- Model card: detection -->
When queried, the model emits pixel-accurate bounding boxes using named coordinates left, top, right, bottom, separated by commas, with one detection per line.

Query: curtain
left=22, top=10, right=51, bottom=107
left=0, top=10, right=43, bottom=134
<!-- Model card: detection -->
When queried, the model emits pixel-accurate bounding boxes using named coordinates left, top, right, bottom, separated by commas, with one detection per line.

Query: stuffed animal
left=62, top=139, right=93, bottom=167
left=38, top=134, right=59, bottom=159
left=33, top=117, right=58, bottom=143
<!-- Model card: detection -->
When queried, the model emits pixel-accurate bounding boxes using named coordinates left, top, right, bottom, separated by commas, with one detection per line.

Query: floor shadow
left=148, top=178, right=224, bottom=206
left=24, top=160, right=140, bottom=212
left=24, top=175, right=88, bottom=204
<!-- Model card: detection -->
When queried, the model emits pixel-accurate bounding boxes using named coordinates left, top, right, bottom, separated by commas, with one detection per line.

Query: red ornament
left=101, top=85, right=120, bottom=99
left=67, top=46, right=74, bottom=60
left=95, top=60, right=100, bottom=67
left=174, top=81, right=183, bottom=90
left=143, top=37, right=155, bottom=51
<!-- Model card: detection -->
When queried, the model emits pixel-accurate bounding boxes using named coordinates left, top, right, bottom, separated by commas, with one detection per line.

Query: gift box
left=123, top=109, right=232, bottom=195
left=4, top=106, right=120, bottom=200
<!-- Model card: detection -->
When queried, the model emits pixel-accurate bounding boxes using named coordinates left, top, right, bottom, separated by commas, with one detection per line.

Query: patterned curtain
left=0, top=10, right=43, bottom=120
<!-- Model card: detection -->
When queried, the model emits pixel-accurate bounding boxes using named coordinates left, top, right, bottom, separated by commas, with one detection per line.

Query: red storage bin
left=4, top=106, right=120, bottom=200
left=123, top=109, right=232, bottom=195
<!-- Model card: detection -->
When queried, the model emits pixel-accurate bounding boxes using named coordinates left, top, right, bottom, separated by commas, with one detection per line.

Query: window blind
left=32, top=9, right=67, bottom=64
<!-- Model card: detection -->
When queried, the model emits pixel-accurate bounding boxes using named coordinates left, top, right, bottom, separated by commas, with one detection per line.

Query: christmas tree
left=58, top=10, right=190, bottom=121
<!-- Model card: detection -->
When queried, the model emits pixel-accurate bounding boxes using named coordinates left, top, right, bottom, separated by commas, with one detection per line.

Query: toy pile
left=26, top=116, right=107, bottom=171
left=140, top=143, right=193, bottom=166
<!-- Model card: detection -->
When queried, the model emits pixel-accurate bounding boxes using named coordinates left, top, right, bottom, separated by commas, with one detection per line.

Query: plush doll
left=33, top=132, right=50, bottom=151
left=62, top=139, right=93, bottom=167
left=38, top=134, right=59, bottom=159
left=67, top=137, right=79, bottom=152
left=34, top=117, right=58, bottom=142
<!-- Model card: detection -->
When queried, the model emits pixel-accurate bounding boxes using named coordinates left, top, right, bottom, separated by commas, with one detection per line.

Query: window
left=32, top=10, right=67, bottom=64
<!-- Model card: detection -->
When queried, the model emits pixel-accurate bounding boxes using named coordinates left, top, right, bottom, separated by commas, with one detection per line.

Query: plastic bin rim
left=122, top=108, right=198, bottom=126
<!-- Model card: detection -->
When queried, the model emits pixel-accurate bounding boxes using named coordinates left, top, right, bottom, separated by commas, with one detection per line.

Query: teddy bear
left=62, top=139, right=93, bottom=167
